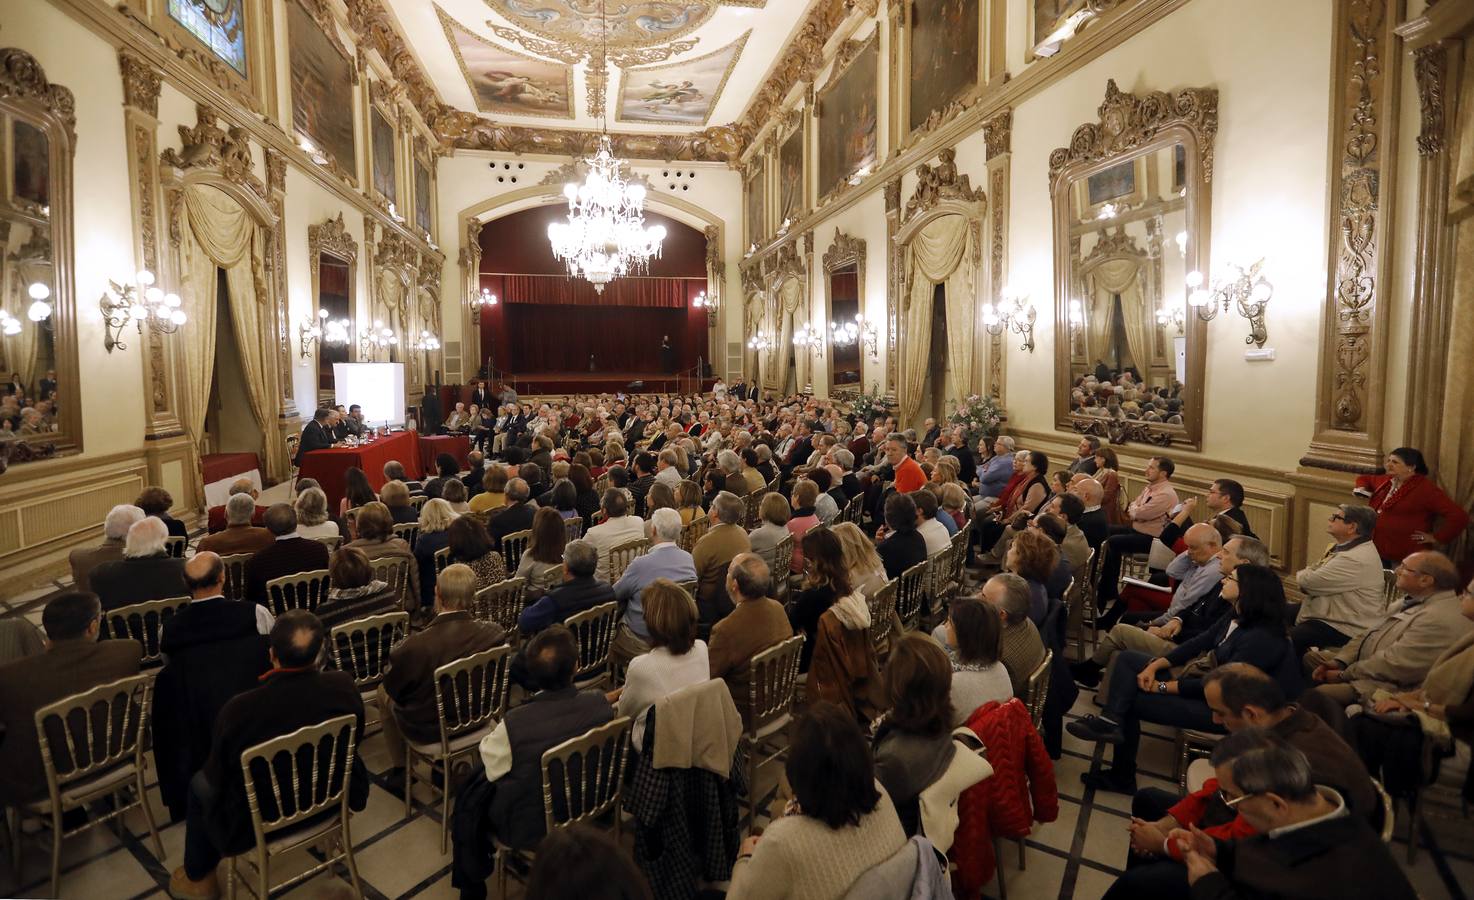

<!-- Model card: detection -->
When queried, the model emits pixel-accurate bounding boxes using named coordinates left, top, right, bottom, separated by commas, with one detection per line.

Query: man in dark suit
left=245, top=504, right=330, bottom=609
left=469, top=379, right=491, bottom=410
left=153, top=552, right=272, bottom=820
left=90, top=516, right=189, bottom=611
left=628, top=451, right=658, bottom=516
left=489, top=478, right=538, bottom=548
left=384, top=459, right=425, bottom=496
left=517, top=540, right=615, bottom=636
left=624, top=410, right=648, bottom=445
left=197, top=493, right=274, bottom=556
left=528, top=435, right=554, bottom=484
left=921, top=417, right=942, bottom=449
left=0, top=592, right=143, bottom=807
left=169, top=611, right=369, bottom=899
left=379, top=563, right=506, bottom=793
left=1070, top=477, right=1111, bottom=550
left=69, top=503, right=144, bottom=593
left=296, top=407, right=336, bottom=465
left=462, top=450, right=487, bottom=499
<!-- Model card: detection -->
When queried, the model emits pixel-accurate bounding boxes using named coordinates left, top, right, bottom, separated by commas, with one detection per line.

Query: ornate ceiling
left=388, top=0, right=802, bottom=138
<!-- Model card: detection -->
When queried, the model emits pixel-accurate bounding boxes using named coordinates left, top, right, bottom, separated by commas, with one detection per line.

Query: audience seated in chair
left=517, top=539, right=614, bottom=636
left=345, top=501, right=419, bottom=611
left=876, top=492, right=928, bottom=581
left=169, top=610, right=369, bottom=899
left=939, top=573, right=1044, bottom=700
left=726, top=702, right=908, bottom=900
left=385, top=460, right=424, bottom=496
left=0, top=592, right=142, bottom=809
left=293, top=486, right=340, bottom=540
left=316, top=548, right=399, bottom=631
left=872, top=634, right=958, bottom=837
left=205, top=478, right=268, bottom=535
left=522, top=825, right=654, bottom=900
left=488, top=477, right=538, bottom=548
left=611, top=579, right=710, bottom=753
left=245, top=503, right=331, bottom=609
left=1095, top=456, right=1180, bottom=610
left=1304, top=550, right=1473, bottom=710
left=608, top=507, right=693, bottom=667
left=153, top=553, right=272, bottom=822
left=69, top=503, right=144, bottom=593
left=708, top=553, right=793, bottom=729
left=378, top=563, right=506, bottom=797
left=446, top=514, right=507, bottom=588
left=1069, top=564, right=1300, bottom=795
left=137, top=485, right=189, bottom=540
left=198, top=493, right=274, bottom=556
left=413, top=498, right=458, bottom=609
left=514, top=506, right=567, bottom=599
left=941, top=597, right=1014, bottom=726
left=1291, top=503, right=1389, bottom=657
left=692, top=491, right=750, bottom=625
left=89, top=515, right=189, bottom=612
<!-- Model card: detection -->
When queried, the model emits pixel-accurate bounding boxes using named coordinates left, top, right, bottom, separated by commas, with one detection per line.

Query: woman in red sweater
left=1353, top=447, right=1469, bottom=565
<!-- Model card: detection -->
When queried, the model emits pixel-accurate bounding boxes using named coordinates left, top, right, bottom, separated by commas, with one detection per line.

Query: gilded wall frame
left=822, top=229, right=866, bottom=396
left=308, top=212, right=359, bottom=395
left=150, top=0, right=275, bottom=117
left=899, top=0, right=985, bottom=145
left=1048, top=80, right=1217, bottom=450
left=776, top=109, right=808, bottom=231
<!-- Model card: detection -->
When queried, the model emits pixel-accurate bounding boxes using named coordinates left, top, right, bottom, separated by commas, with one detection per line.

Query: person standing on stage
left=661, top=335, right=675, bottom=373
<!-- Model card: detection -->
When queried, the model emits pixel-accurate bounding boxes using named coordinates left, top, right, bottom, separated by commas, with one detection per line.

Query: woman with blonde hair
left=674, top=479, right=705, bottom=526
left=294, top=487, right=339, bottom=539
left=380, top=480, right=417, bottom=525
left=831, top=522, right=887, bottom=600
left=939, top=482, right=969, bottom=531
left=413, top=498, right=458, bottom=609
left=319, top=547, right=398, bottom=630
left=469, top=465, right=509, bottom=514
left=516, top=506, right=567, bottom=598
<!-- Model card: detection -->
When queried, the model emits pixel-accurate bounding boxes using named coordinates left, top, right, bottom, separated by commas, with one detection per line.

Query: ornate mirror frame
left=308, top=212, right=358, bottom=400
left=823, top=228, right=866, bottom=397
left=761, top=238, right=807, bottom=393
left=1049, top=79, right=1218, bottom=450
left=0, top=48, right=81, bottom=458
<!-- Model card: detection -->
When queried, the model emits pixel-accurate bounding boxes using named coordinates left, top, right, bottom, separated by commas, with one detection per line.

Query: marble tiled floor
left=2, top=533, right=1471, bottom=898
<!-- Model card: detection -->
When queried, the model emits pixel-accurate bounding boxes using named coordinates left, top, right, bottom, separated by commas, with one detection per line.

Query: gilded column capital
left=118, top=50, right=162, bottom=118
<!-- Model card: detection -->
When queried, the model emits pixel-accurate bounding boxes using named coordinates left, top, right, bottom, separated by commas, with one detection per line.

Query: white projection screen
left=334, top=363, right=406, bottom=427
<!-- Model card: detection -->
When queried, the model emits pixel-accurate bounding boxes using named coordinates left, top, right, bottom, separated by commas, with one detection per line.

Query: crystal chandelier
left=547, top=1, right=665, bottom=293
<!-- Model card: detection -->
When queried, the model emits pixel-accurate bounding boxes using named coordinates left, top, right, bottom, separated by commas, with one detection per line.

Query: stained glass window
left=168, top=0, right=248, bottom=77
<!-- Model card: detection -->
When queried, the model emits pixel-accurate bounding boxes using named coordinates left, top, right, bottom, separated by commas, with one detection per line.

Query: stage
left=497, top=372, right=716, bottom=396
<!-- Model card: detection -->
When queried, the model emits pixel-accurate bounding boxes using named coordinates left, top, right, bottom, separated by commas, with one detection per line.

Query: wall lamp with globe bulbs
left=99, top=270, right=186, bottom=353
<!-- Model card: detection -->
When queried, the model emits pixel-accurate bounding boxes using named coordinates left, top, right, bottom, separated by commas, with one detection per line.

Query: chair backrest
left=678, top=516, right=710, bottom=552
left=433, top=546, right=452, bottom=575
left=472, top=577, right=528, bottom=632
left=895, top=559, right=930, bottom=629
left=433, top=644, right=514, bottom=747
left=1382, top=568, right=1399, bottom=610
left=743, top=492, right=762, bottom=529
left=606, top=538, right=650, bottom=584
left=843, top=496, right=863, bottom=525
left=315, top=534, right=343, bottom=553
left=927, top=545, right=954, bottom=603
left=34, top=674, right=152, bottom=801
left=565, top=601, right=619, bottom=685
left=772, top=533, right=795, bottom=583
left=265, top=569, right=332, bottom=618
left=593, top=473, right=611, bottom=495
left=329, top=611, right=412, bottom=690
left=948, top=522, right=971, bottom=582
left=1024, top=648, right=1052, bottom=729
left=392, top=522, right=420, bottom=551
left=99, top=595, right=192, bottom=666
left=369, top=557, right=410, bottom=606
left=502, top=529, right=533, bottom=571
left=408, top=495, right=428, bottom=511
left=867, top=579, right=898, bottom=659
left=239, top=714, right=358, bottom=841
left=1373, top=777, right=1395, bottom=842
left=1085, top=544, right=1105, bottom=609
left=540, top=716, right=633, bottom=834
left=220, top=553, right=253, bottom=602
left=564, top=516, right=585, bottom=542
left=747, top=634, right=804, bottom=737
left=675, top=580, right=699, bottom=601
left=164, top=535, right=187, bottom=559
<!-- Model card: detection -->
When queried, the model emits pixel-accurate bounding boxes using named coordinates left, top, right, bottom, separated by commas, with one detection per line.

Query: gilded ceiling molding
left=734, top=0, right=852, bottom=150
left=433, top=112, right=741, bottom=162
left=118, top=50, right=162, bottom=118
left=1301, top=0, right=1400, bottom=473
left=1046, top=79, right=1218, bottom=192
left=484, top=0, right=716, bottom=49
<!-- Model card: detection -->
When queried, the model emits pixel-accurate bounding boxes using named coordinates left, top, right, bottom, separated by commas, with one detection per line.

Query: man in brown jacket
left=692, top=491, right=751, bottom=626
left=68, top=504, right=144, bottom=594
left=708, top=553, right=792, bottom=728
left=0, top=592, right=142, bottom=805
left=197, top=493, right=274, bottom=557
left=379, top=563, right=506, bottom=795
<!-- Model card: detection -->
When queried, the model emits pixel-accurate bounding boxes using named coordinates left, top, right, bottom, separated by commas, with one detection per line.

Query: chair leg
left=48, top=806, right=63, bottom=899
left=257, top=846, right=270, bottom=900
left=440, top=758, right=452, bottom=855
left=495, top=847, right=507, bottom=899
left=1017, top=837, right=1026, bottom=868
left=340, top=819, right=363, bottom=898
left=1407, top=790, right=1421, bottom=865
left=744, top=741, right=756, bottom=833
left=403, top=745, right=415, bottom=820
left=225, top=858, right=236, bottom=900
left=992, top=837, right=1008, bottom=900
left=8, top=807, right=21, bottom=882
left=136, top=774, right=165, bottom=860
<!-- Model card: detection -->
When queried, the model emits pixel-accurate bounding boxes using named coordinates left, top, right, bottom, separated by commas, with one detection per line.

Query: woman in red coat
left=1354, top=447, right=1469, bottom=565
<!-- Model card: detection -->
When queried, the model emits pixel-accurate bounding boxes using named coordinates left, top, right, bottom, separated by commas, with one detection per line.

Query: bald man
left=205, top=477, right=268, bottom=534
left=1305, top=551, right=1474, bottom=707
left=707, top=553, right=793, bottom=728
left=1099, top=522, right=1223, bottom=632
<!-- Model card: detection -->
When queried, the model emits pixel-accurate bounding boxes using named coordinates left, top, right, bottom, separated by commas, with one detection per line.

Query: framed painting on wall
left=414, top=159, right=432, bottom=235
left=817, top=33, right=879, bottom=199
left=778, top=123, right=804, bottom=226
left=745, top=162, right=765, bottom=249
left=1032, top=0, right=1088, bottom=53
left=908, top=0, right=980, bottom=133
left=439, top=7, right=574, bottom=119
left=371, top=107, right=396, bottom=203
left=167, top=0, right=249, bottom=77
left=616, top=32, right=749, bottom=126
left=287, top=0, right=356, bottom=173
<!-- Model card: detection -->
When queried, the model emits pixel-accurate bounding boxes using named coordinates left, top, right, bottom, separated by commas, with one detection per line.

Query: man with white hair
left=654, top=448, right=683, bottom=488
left=609, top=507, right=696, bottom=668
left=976, top=435, right=1016, bottom=507
left=692, top=491, right=752, bottom=624
left=205, top=477, right=267, bottom=534
left=88, top=516, right=189, bottom=611
left=717, top=448, right=748, bottom=496
left=198, top=493, right=274, bottom=556
left=69, top=504, right=145, bottom=593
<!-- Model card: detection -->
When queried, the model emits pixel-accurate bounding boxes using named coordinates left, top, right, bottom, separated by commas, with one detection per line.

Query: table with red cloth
left=419, top=434, right=471, bottom=474
left=298, top=430, right=424, bottom=512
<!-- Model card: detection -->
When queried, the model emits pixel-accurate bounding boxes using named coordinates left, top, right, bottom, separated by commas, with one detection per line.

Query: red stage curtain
left=500, top=274, right=689, bottom=308
left=503, top=305, right=689, bottom=372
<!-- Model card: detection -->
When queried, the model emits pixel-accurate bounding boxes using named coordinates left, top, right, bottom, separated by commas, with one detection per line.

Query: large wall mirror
left=0, top=48, right=79, bottom=462
left=823, top=229, right=866, bottom=395
left=1050, top=80, right=1218, bottom=449
left=308, top=214, right=358, bottom=402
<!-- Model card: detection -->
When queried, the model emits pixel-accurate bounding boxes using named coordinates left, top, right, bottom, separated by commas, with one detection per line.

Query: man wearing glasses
left=1290, top=504, right=1387, bottom=657
left=1304, top=550, right=1473, bottom=709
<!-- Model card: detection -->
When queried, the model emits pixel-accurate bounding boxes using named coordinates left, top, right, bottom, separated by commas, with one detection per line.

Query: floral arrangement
left=950, top=393, right=1004, bottom=448
left=851, top=385, right=891, bottom=424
